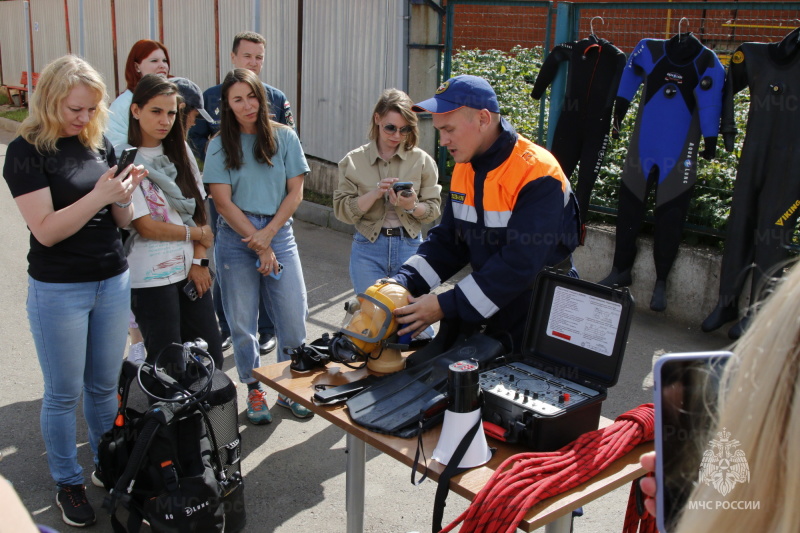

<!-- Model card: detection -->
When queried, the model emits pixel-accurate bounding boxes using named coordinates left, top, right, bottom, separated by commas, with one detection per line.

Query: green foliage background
left=450, top=46, right=752, bottom=246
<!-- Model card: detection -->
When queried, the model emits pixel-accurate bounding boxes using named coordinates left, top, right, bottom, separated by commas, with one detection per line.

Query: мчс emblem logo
left=450, top=191, right=466, bottom=204
left=699, top=428, right=750, bottom=496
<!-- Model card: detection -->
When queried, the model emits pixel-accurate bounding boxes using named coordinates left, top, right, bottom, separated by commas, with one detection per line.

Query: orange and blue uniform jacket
left=395, top=118, right=581, bottom=347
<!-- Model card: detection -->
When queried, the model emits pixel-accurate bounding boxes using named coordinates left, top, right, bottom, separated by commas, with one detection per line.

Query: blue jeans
left=208, top=198, right=274, bottom=338
left=349, top=231, right=423, bottom=295
left=215, top=214, right=308, bottom=384
left=27, top=271, right=129, bottom=486
left=349, top=231, right=434, bottom=340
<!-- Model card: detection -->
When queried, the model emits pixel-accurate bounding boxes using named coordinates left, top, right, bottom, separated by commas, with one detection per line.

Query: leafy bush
left=451, top=46, right=548, bottom=142
left=449, top=46, right=752, bottom=245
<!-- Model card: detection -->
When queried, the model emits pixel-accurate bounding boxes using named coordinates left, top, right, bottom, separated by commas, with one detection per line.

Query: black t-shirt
left=3, top=135, right=128, bottom=283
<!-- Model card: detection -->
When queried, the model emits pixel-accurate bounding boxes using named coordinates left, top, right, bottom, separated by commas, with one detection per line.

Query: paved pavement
left=0, top=127, right=731, bottom=532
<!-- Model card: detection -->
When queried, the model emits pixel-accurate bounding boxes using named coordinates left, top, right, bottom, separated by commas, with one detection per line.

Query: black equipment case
left=480, top=269, right=634, bottom=451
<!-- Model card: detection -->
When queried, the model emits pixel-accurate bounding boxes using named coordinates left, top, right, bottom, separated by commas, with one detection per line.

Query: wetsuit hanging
left=598, top=33, right=725, bottom=312
left=531, top=35, right=626, bottom=238
left=701, top=26, right=800, bottom=339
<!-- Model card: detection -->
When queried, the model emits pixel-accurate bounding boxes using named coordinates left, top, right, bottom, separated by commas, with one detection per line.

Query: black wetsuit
left=531, top=36, right=626, bottom=224
left=704, top=27, right=800, bottom=331
left=609, top=34, right=724, bottom=286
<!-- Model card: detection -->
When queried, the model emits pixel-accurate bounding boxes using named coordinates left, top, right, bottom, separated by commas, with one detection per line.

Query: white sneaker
left=128, top=341, right=146, bottom=365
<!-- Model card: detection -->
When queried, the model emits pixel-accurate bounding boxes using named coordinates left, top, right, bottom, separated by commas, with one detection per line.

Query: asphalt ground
left=0, top=127, right=730, bottom=532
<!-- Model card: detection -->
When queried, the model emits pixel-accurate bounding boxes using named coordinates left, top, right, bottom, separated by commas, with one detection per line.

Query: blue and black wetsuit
left=702, top=26, right=800, bottom=337
left=531, top=35, right=626, bottom=228
left=603, top=34, right=724, bottom=307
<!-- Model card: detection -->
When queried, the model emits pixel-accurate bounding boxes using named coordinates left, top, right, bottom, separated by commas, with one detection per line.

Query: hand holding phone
left=183, top=269, right=216, bottom=301
left=256, top=259, right=283, bottom=279
left=653, top=351, right=731, bottom=533
left=392, top=181, right=414, bottom=197
left=115, top=147, right=138, bottom=177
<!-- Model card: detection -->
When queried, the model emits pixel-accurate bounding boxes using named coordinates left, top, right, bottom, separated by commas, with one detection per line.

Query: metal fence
left=443, top=1, right=554, bottom=145
left=442, top=1, right=800, bottom=238
left=0, top=0, right=405, bottom=167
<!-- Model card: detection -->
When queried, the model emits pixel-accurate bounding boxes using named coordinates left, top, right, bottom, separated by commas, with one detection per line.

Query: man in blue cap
left=392, top=75, right=581, bottom=348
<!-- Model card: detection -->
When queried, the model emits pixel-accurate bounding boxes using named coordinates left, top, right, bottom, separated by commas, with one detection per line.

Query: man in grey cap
left=392, top=75, right=581, bottom=348
left=170, top=77, right=214, bottom=131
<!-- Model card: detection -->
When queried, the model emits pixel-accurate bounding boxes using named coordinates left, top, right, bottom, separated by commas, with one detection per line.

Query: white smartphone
left=653, top=351, right=732, bottom=533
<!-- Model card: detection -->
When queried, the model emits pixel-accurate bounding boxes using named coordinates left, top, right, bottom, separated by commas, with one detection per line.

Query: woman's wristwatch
left=404, top=202, right=418, bottom=215
left=192, top=258, right=210, bottom=267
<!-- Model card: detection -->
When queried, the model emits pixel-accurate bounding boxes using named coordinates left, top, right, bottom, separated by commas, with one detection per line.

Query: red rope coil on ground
left=439, top=403, right=655, bottom=533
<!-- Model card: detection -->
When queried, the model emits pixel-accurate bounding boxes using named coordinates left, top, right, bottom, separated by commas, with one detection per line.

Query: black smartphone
left=183, top=269, right=216, bottom=302
left=653, top=351, right=732, bottom=533
left=115, top=147, right=138, bottom=177
left=392, top=181, right=414, bottom=197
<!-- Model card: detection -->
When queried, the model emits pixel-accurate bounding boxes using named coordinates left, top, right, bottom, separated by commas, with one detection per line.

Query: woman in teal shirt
left=203, top=68, right=311, bottom=423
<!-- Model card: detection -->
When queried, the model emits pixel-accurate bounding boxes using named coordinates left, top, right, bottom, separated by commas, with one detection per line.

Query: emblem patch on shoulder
left=436, top=81, right=450, bottom=94
left=732, top=50, right=744, bottom=64
left=284, top=101, right=295, bottom=128
left=450, top=191, right=466, bottom=203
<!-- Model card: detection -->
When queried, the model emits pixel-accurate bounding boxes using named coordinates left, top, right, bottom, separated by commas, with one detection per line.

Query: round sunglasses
left=382, top=123, right=413, bottom=136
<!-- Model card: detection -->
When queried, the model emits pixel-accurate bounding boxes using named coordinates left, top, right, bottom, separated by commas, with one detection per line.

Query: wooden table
left=254, top=361, right=651, bottom=533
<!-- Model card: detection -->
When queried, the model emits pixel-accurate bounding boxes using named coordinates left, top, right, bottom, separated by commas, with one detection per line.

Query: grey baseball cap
left=171, top=77, right=213, bottom=122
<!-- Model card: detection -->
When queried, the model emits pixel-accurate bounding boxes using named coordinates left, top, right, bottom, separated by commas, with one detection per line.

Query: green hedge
left=450, top=46, right=751, bottom=245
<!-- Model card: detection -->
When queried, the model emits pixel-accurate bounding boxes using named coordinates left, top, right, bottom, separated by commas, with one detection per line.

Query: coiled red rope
left=439, top=403, right=655, bottom=533
left=623, top=473, right=656, bottom=533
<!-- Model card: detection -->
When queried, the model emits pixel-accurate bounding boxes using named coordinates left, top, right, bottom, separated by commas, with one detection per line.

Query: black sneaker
left=56, top=484, right=96, bottom=527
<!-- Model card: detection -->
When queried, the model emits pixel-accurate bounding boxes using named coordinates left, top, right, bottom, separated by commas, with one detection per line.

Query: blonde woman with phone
left=640, top=260, right=800, bottom=533
left=2, top=55, right=146, bottom=527
left=333, top=89, right=441, bottom=299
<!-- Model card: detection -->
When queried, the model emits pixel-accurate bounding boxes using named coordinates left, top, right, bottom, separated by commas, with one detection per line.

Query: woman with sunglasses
left=334, top=89, right=441, bottom=302
left=204, top=68, right=311, bottom=423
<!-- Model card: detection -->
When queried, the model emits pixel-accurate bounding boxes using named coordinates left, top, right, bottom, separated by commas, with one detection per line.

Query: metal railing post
left=24, top=1, right=33, bottom=96
left=149, top=0, right=157, bottom=39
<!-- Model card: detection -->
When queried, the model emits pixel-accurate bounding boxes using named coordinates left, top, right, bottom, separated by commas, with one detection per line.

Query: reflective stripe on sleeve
left=406, top=255, right=441, bottom=290
left=452, top=203, right=477, bottom=222
left=484, top=210, right=511, bottom=228
left=458, top=274, right=500, bottom=318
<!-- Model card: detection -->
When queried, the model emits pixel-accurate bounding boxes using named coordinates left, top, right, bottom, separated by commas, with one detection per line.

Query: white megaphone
left=432, top=360, right=491, bottom=468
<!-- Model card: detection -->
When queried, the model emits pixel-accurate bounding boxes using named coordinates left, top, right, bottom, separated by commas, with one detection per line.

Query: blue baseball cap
left=412, top=75, right=500, bottom=114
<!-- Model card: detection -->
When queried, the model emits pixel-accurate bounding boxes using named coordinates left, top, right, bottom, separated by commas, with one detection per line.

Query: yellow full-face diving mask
left=339, top=280, right=411, bottom=356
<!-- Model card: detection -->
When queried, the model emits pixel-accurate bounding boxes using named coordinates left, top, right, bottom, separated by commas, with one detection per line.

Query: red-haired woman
left=106, top=39, right=170, bottom=147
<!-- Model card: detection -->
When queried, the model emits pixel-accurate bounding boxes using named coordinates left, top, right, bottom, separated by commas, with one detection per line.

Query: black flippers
left=346, top=333, right=506, bottom=437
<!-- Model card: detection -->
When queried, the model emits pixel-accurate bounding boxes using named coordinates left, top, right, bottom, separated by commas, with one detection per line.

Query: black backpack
left=98, top=344, right=245, bottom=533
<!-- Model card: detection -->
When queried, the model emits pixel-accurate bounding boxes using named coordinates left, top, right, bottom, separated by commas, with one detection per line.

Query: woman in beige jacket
left=334, top=88, right=441, bottom=301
